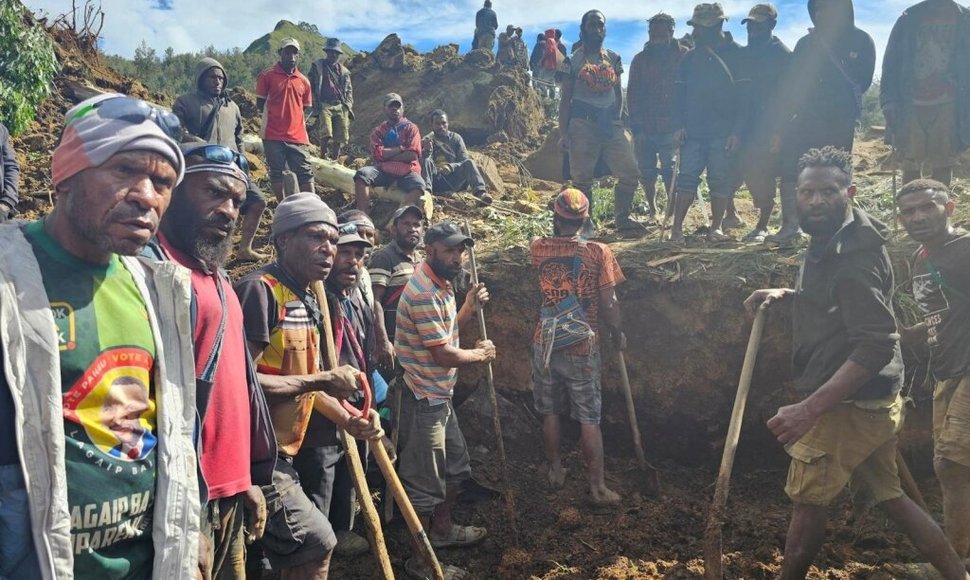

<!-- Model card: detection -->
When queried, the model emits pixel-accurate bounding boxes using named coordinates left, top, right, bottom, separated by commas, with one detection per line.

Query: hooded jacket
left=741, top=35, right=792, bottom=143
left=309, top=57, right=353, bottom=111
left=792, top=207, right=904, bottom=400
left=779, top=0, right=876, bottom=128
left=881, top=0, right=970, bottom=149
left=172, top=58, right=244, bottom=150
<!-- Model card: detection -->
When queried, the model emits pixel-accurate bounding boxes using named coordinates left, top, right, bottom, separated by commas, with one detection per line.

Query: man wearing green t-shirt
left=0, top=93, right=200, bottom=580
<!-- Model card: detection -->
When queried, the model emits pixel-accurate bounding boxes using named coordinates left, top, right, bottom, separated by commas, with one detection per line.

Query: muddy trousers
left=567, top=117, right=640, bottom=223
left=422, top=157, right=487, bottom=195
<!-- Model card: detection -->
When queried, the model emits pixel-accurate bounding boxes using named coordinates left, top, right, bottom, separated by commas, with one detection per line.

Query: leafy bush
left=0, top=1, right=59, bottom=135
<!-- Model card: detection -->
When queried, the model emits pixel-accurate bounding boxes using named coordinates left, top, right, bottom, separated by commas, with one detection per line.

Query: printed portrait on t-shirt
left=63, top=346, right=158, bottom=462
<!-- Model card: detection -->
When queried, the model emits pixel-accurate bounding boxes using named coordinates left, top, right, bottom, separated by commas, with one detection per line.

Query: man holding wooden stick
left=744, top=147, right=968, bottom=580
left=530, top=188, right=625, bottom=506
left=395, top=221, right=495, bottom=580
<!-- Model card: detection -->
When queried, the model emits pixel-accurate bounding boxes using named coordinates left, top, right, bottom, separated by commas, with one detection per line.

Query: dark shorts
left=263, top=140, right=314, bottom=184
left=0, top=465, right=40, bottom=579
left=241, top=179, right=266, bottom=214
left=354, top=166, right=426, bottom=192
left=781, top=119, right=855, bottom=183
left=532, top=345, right=602, bottom=424
left=677, top=136, right=740, bottom=199
left=292, top=443, right=358, bottom=532
left=741, top=146, right=781, bottom=210
left=259, top=457, right=336, bottom=569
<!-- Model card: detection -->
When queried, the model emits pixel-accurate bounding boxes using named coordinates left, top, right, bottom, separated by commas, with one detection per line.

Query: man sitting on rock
left=353, top=93, right=427, bottom=215
left=421, top=110, right=492, bottom=206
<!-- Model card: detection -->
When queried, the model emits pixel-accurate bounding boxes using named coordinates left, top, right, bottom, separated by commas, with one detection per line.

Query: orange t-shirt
left=255, top=64, right=312, bottom=144
left=530, top=236, right=625, bottom=353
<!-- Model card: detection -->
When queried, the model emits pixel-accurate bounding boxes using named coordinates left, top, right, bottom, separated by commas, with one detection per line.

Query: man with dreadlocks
left=745, top=146, right=969, bottom=580
left=558, top=10, right=646, bottom=237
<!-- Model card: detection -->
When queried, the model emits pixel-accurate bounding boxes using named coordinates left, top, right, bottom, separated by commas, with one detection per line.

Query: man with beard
left=291, top=220, right=377, bottom=560
left=559, top=10, right=646, bottom=237
left=174, top=57, right=268, bottom=261
left=738, top=4, right=792, bottom=242
left=745, top=147, right=969, bottom=580
left=670, top=3, right=749, bottom=243
left=770, top=0, right=875, bottom=244
left=627, top=13, right=687, bottom=219
left=256, top=38, right=315, bottom=203
left=0, top=93, right=199, bottom=579
left=151, top=143, right=276, bottom=579
left=395, top=222, right=495, bottom=580
left=897, top=179, right=970, bottom=563
left=530, top=189, right=625, bottom=504
left=235, top=193, right=379, bottom=579
left=353, top=93, right=427, bottom=215
left=309, top=38, right=354, bottom=161
left=882, top=0, right=970, bottom=186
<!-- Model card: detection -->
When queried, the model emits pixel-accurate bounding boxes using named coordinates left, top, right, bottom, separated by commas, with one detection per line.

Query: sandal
left=404, top=558, right=469, bottom=580
left=430, top=524, right=488, bottom=548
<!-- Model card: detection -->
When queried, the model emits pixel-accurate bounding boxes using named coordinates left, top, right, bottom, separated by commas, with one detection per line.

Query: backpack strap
left=924, top=257, right=970, bottom=304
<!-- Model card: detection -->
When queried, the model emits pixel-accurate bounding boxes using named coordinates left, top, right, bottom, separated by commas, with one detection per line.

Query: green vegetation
left=0, top=0, right=59, bottom=135
left=103, top=20, right=354, bottom=98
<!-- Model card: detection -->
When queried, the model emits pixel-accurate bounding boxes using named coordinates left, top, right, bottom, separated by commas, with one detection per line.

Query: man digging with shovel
left=744, top=147, right=968, bottom=580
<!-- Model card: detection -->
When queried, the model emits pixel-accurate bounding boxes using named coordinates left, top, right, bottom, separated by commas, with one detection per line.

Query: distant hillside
left=244, top=20, right=355, bottom=61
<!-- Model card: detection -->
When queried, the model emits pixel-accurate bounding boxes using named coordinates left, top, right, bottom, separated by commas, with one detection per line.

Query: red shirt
left=256, top=63, right=313, bottom=144
left=370, top=117, right=422, bottom=175
left=159, top=234, right=252, bottom=499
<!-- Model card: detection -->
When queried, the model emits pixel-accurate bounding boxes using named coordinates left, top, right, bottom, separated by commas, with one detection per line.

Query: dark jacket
left=172, top=58, right=244, bottom=151
left=309, top=57, right=354, bottom=110
left=741, top=35, right=792, bottom=143
left=779, top=0, right=875, bottom=129
left=792, top=207, right=903, bottom=400
left=673, top=32, right=750, bottom=140
left=0, top=123, right=19, bottom=216
left=475, top=7, right=498, bottom=32
left=627, top=40, right=688, bottom=136
left=881, top=0, right=970, bottom=149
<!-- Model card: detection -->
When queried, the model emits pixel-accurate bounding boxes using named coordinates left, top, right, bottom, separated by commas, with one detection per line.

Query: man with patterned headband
left=0, top=93, right=200, bottom=579
left=530, top=188, right=626, bottom=505
left=147, top=142, right=277, bottom=579
left=559, top=10, right=647, bottom=237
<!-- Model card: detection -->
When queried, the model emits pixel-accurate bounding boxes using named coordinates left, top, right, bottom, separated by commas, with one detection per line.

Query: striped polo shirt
left=395, top=261, right=458, bottom=402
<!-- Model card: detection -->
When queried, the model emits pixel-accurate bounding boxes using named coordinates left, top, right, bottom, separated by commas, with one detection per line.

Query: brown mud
left=17, top=21, right=968, bottom=579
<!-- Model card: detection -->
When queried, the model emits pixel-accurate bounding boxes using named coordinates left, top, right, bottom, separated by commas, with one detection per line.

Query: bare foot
left=590, top=486, right=620, bottom=506
left=547, top=465, right=567, bottom=489
left=236, top=247, right=268, bottom=262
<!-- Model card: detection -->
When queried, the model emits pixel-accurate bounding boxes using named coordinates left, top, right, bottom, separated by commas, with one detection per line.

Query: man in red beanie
left=529, top=188, right=626, bottom=505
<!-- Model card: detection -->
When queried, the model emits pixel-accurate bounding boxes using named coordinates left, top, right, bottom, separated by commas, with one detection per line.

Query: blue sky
left=25, top=0, right=916, bottom=80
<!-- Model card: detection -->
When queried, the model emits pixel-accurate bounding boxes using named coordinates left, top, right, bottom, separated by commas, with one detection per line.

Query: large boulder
left=347, top=35, right=542, bottom=150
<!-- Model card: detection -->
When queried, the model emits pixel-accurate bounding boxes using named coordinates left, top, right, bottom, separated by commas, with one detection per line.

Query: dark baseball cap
left=391, top=204, right=424, bottom=224
left=424, top=221, right=474, bottom=247
left=336, top=222, right=373, bottom=247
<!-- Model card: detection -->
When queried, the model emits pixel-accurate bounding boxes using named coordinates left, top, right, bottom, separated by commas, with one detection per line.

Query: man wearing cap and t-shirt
left=310, top=38, right=354, bottom=161
left=395, top=221, right=495, bottom=580
left=0, top=93, right=199, bottom=579
left=353, top=93, right=427, bottom=215
left=234, top=193, right=381, bottom=579
left=370, top=204, right=424, bottom=345
left=256, top=37, right=315, bottom=203
left=530, top=188, right=626, bottom=505
left=738, top=3, right=792, bottom=242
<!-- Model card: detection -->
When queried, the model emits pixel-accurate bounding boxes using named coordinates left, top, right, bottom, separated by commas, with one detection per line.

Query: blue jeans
left=676, top=136, right=740, bottom=200
left=0, top=465, right=40, bottom=579
left=634, top=131, right=676, bottom=187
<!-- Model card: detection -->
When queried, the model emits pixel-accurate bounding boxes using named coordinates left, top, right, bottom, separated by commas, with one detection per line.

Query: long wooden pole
left=463, top=221, right=518, bottom=539
left=703, top=303, right=769, bottom=580
left=312, top=281, right=394, bottom=580
left=616, top=352, right=647, bottom=469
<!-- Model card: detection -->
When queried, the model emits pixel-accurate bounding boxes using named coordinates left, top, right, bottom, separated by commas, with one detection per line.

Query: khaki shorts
left=900, top=100, right=960, bottom=172
left=785, top=396, right=904, bottom=506
left=933, top=373, right=970, bottom=467
left=316, top=103, right=350, bottom=144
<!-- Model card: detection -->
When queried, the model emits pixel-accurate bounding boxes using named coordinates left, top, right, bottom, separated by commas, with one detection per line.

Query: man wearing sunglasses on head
left=146, top=142, right=277, bottom=579
left=0, top=93, right=200, bottom=580
left=174, top=58, right=269, bottom=261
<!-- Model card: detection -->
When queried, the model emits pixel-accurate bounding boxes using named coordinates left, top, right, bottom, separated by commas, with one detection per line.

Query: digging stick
left=703, top=302, right=769, bottom=580
left=311, top=281, right=395, bottom=580
left=616, top=351, right=661, bottom=489
left=463, top=220, right=518, bottom=538
left=896, top=449, right=929, bottom=513
left=663, top=149, right=681, bottom=226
